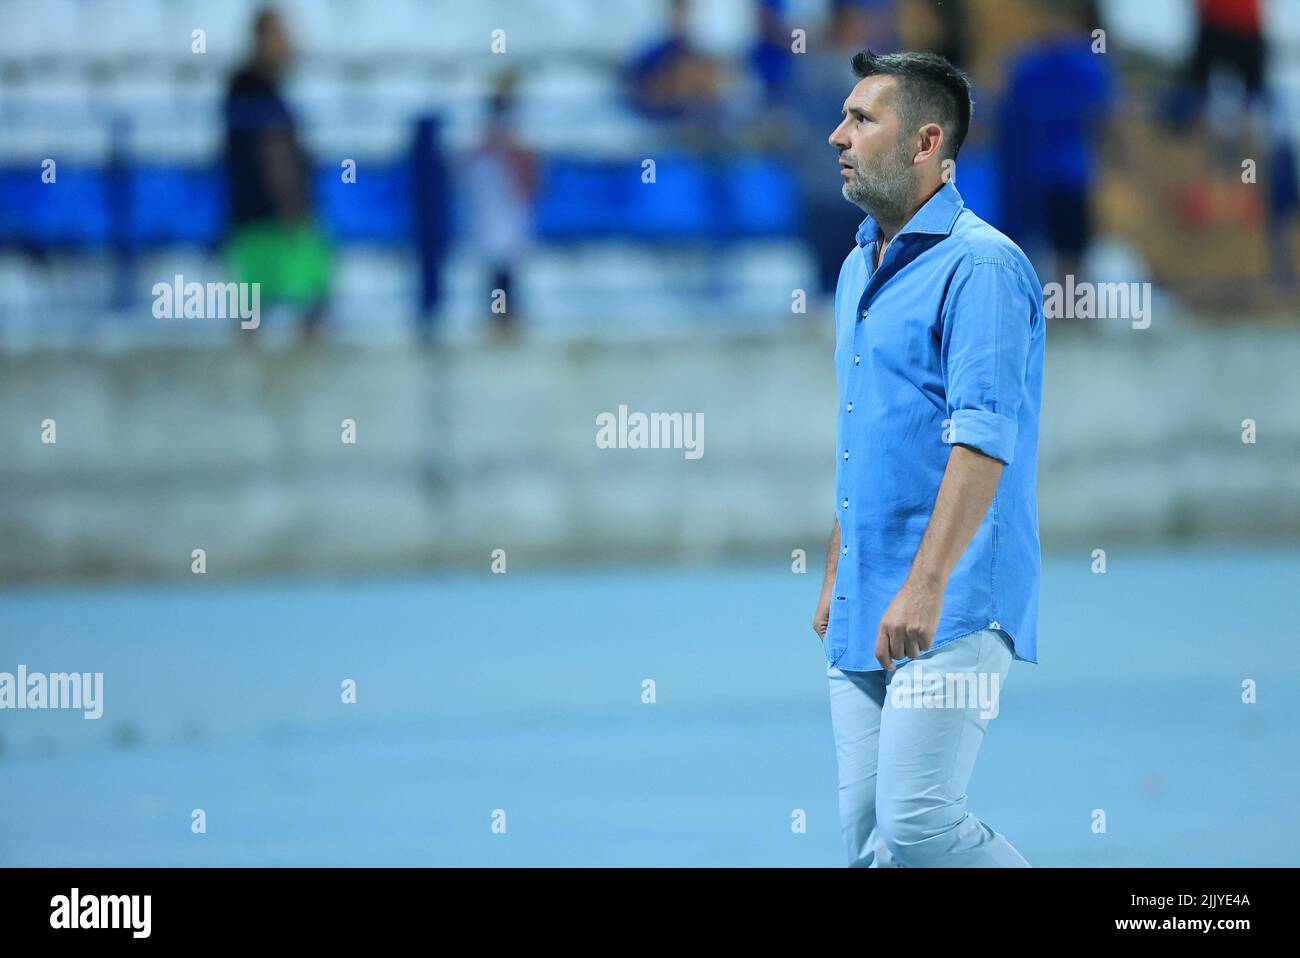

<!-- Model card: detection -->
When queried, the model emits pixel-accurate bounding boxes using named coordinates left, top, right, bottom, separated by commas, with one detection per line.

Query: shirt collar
left=855, top=178, right=965, bottom=248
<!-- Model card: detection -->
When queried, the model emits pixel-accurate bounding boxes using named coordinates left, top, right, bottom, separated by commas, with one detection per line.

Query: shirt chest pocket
left=863, top=304, right=940, bottom=376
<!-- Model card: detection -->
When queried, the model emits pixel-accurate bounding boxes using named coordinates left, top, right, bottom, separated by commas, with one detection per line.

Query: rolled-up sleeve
left=939, top=256, right=1034, bottom=465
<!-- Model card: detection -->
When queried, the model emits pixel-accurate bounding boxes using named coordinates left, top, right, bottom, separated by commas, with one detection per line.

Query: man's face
left=828, top=75, right=916, bottom=220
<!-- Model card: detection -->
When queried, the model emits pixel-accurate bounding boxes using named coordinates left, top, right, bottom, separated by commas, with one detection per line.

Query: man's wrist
left=909, top=564, right=947, bottom=590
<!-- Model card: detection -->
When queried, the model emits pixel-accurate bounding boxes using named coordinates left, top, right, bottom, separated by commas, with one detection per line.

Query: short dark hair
left=850, top=50, right=973, bottom=162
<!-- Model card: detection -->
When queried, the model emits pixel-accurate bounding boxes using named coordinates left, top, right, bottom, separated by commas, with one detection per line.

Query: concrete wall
left=2, top=322, right=1298, bottom=581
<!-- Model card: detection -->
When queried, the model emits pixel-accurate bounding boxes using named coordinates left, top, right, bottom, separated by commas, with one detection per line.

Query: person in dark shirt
left=224, top=8, right=330, bottom=342
left=624, top=0, right=722, bottom=134
left=997, top=0, right=1112, bottom=285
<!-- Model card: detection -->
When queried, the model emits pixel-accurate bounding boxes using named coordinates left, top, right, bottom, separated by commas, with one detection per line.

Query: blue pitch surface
left=1, top=546, right=1297, bottom=866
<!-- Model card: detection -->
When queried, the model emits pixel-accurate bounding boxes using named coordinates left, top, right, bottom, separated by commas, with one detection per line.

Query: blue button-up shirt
left=825, top=179, right=1045, bottom=672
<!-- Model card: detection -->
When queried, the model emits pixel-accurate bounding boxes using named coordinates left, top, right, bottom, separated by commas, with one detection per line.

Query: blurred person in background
left=1169, top=0, right=1266, bottom=229
left=625, top=0, right=725, bottom=148
left=224, top=7, right=331, bottom=344
left=462, top=73, right=538, bottom=340
left=996, top=0, right=1112, bottom=286
left=1172, top=0, right=1297, bottom=283
left=896, top=0, right=970, bottom=72
left=1185, top=0, right=1265, bottom=107
left=782, top=0, right=895, bottom=306
left=750, top=0, right=795, bottom=107
left=412, top=114, right=453, bottom=341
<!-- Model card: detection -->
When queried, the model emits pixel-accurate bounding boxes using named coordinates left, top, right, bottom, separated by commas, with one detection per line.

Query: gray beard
left=841, top=147, right=915, bottom=227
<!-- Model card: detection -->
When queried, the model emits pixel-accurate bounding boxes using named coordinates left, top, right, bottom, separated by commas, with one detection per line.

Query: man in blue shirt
left=812, top=51, right=1044, bottom=867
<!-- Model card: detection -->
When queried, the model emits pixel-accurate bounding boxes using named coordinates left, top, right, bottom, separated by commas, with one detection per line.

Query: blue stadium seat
left=0, top=166, right=112, bottom=248
left=314, top=162, right=412, bottom=243
left=534, top=155, right=802, bottom=242
left=127, top=167, right=226, bottom=246
left=1, top=152, right=805, bottom=251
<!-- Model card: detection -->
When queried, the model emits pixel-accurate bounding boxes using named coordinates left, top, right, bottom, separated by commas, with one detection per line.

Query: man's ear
left=915, top=122, right=945, bottom=164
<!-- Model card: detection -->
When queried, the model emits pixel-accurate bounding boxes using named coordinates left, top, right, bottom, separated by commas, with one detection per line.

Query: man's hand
left=812, top=588, right=831, bottom=642
left=874, top=572, right=945, bottom=669
left=813, top=518, right=841, bottom=644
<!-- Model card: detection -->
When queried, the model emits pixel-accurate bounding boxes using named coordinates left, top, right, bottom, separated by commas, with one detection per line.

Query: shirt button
left=843, top=450, right=849, bottom=460
left=846, top=402, right=853, bottom=412
left=841, top=546, right=848, bottom=556
left=842, top=498, right=849, bottom=509
left=854, top=355, right=860, bottom=365
left=860, top=309, right=868, bottom=320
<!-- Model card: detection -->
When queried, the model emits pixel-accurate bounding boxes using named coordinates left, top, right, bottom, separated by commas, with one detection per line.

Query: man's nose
left=828, top=123, right=847, bottom=150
